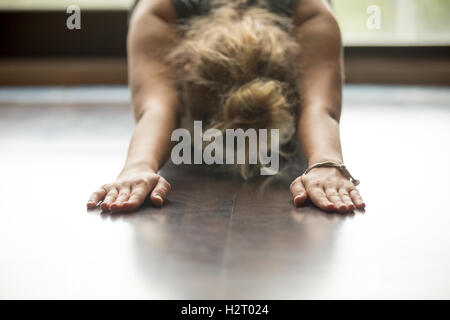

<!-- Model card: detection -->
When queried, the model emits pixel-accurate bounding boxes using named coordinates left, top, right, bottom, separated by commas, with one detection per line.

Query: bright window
left=1, top=0, right=449, bottom=45
left=0, top=0, right=134, bottom=10
left=332, top=0, right=450, bottom=45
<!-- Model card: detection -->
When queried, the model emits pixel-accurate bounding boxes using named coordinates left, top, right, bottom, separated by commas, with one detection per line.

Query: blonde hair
left=167, top=0, right=301, bottom=178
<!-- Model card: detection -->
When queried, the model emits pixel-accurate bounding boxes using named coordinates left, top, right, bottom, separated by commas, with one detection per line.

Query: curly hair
left=167, top=0, right=301, bottom=178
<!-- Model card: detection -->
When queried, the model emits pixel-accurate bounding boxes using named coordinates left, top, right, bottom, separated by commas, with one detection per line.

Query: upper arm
left=292, top=0, right=338, bottom=27
left=291, top=0, right=343, bottom=118
left=292, top=0, right=342, bottom=56
left=130, top=0, right=178, bottom=26
left=128, top=0, right=179, bottom=57
left=130, top=0, right=207, bottom=23
left=128, top=0, right=181, bottom=120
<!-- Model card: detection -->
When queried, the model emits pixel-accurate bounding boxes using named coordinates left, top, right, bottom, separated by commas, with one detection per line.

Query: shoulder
left=130, top=0, right=178, bottom=23
left=292, top=0, right=336, bottom=24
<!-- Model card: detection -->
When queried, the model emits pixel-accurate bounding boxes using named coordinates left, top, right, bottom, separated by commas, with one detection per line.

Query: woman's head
left=167, top=1, right=301, bottom=178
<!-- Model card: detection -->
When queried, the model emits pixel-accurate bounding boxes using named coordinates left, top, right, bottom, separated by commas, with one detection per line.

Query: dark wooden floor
left=0, top=85, right=449, bottom=299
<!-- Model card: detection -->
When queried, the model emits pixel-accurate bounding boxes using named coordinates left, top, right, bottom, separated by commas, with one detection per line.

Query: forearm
left=122, top=104, right=178, bottom=174
left=298, top=108, right=343, bottom=166
left=293, top=3, right=344, bottom=165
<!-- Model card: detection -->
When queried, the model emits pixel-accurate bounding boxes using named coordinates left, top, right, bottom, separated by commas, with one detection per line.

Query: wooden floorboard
left=0, top=85, right=450, bottom=299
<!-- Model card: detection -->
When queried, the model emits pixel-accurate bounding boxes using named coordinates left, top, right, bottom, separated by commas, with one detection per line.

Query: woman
left=87, top=0, right=365, bottom=214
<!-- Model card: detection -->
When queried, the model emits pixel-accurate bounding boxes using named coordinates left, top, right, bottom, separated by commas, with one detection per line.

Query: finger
left=290, top=177, right=307, bottom=206
left=325, top=187, right=347, bottom=213
left=349, top=189, right=366, bottom=209
left=339, top=188, right=355, bottom=211
left=110, top=185, right=131, bottom=212
left=308, top=187, right=334, bottom=212
left=150, top=177, right=171, bottom=207
left=87, top=187, right=108, bottom=208
left=122, top=185, right=150, bottom=212
left=121, top=175, right=160, bottom=212
left=100, top=188, right=118, bottom=212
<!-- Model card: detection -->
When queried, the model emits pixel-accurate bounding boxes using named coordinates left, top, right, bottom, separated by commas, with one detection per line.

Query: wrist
left=307, top=156, right=343, bottom=167
left=303, top=160, right=360, bottom=186
left=122, top=160, right=158, bottom=174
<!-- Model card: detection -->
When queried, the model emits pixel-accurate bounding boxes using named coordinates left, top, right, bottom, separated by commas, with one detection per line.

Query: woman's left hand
left=290, top=167, right=365, bottom=213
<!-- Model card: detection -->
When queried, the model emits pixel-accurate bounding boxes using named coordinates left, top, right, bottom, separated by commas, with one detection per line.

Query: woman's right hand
left=86, top=168, right=171, bottom=213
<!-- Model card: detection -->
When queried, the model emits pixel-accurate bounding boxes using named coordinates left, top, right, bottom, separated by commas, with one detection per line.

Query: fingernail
left=293, top=195, right=303, bottom=205
left=154, top=194, right=163, bottom=202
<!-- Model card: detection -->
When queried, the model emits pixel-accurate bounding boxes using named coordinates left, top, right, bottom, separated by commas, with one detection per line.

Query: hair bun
left=221, top=79, right=292, bottom=130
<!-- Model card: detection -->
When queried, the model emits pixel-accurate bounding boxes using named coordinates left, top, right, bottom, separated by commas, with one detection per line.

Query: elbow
left=300, top=106, right=341, bottom=124
left=326, top=107, right=341, bottom=124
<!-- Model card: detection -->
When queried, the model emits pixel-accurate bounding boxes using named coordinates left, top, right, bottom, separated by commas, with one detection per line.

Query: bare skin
left=87, top=0, right=365, bottom=214
left=289, top=0, right=365, bottom=212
